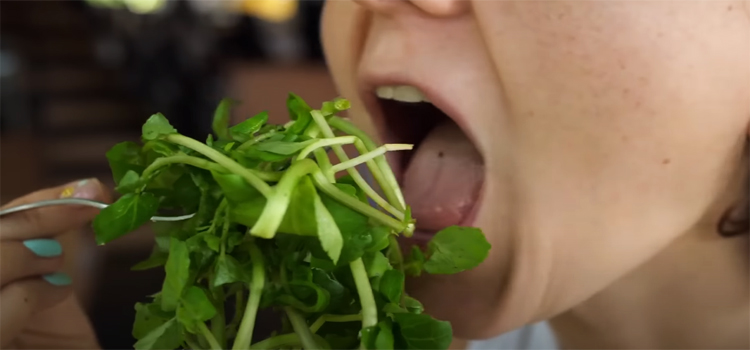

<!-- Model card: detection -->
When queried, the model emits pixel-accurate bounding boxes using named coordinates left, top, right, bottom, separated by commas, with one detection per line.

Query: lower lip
left=399, top=184, right=485, bottom=247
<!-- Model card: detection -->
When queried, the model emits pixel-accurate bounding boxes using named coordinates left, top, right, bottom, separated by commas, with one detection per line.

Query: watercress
left=93, top=94, right=491, bottom=350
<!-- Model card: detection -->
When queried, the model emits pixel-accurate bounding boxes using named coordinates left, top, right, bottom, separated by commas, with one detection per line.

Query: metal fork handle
left=0, top=198, right=195, bottom=222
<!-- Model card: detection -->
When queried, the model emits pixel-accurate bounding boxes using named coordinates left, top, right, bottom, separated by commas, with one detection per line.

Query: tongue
left=402, top=121, right=484, bottom=231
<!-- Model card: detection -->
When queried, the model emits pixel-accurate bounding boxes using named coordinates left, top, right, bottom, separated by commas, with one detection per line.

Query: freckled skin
left=322, top=1, right=750, bottom=347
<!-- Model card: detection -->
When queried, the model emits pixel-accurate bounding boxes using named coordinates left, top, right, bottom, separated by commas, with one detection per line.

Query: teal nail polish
left=43, top=272, right=72, bottom=286
left=23, top=239, right=62, bottom=258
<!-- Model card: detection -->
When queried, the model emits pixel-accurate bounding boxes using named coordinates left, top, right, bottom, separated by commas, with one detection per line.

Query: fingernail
left=60, top=179, right=99, bottom=199
left=22, top=239, right=62, bottom=258
left=43, top=272, right=72, bottom=286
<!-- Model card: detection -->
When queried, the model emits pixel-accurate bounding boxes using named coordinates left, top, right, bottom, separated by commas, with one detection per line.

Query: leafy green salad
left=92, top=94, right=491, bottom=350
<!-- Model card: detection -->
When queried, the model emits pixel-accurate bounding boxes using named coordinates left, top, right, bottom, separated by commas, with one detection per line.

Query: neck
left=550, top=227, right=749, bottom=349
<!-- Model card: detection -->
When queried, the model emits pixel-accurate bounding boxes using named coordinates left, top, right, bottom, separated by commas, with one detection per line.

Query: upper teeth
left=375, top=85, right=431, bottom=103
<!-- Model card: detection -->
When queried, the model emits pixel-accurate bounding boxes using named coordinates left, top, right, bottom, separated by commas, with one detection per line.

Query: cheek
left=473, top=0, right=750, bottom=327
left=321, top=1, right=379, bottom=137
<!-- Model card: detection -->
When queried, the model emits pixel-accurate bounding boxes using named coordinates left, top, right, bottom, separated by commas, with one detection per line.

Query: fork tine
left=0, top=198, right=194, bottom=222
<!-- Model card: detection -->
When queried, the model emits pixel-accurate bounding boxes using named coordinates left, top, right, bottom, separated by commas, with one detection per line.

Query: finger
left=0, top=239, right=65, bottom=287
left=0, top=276, right=72, bottom=348
left=0, top=179, right=111, bottom=240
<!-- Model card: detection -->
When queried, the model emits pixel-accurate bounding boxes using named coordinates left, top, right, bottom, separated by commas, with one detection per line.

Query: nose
left=353, top=0, right=468, bottom=17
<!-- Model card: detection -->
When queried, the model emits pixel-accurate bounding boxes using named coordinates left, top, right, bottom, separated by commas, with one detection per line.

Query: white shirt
left=467, top=322, right=559, bottom=350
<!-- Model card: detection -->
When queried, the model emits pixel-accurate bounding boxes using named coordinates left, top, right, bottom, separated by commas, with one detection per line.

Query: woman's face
left=321, top=0, right=750, bottom=338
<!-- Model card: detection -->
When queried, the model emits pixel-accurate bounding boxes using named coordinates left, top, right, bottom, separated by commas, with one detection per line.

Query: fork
left=0, top=198, right=195, bottom=222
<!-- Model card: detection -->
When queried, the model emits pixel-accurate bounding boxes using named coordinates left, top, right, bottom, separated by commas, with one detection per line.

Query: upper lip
left=357, top=73, right=480, bottom=154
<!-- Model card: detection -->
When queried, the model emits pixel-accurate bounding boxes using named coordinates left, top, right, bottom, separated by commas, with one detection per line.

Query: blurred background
left=0, top=0, right=339, bottom=347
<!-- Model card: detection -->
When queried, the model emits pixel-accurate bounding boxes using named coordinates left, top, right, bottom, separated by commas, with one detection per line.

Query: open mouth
left=366, top=85, right=485, bottom=241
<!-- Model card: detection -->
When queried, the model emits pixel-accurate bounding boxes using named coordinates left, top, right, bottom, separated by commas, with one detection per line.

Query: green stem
left=310, top=111, right=404, bottom=221
left=314, top=148, right=335, bottom=183
left=284, top=307, right=319, bottom=350
left=165, top=134, right=273, bottom=197
left=329, top=144, right=412, bottom=177
left=350, top=258, right=378, bottom=328
left=250, top=159, right=317, bottom=238
left=250, top=334, right=300, bottom=349
left=310, top=170, right=405, bottom=231
left=249, top=334, right=330, bottom=350
left=226, top=290, right=245, bottom=340
left=309, top=314, right=362, bottom=334
left=388, top=235, right=405, bottom=271
left=252, top=157, right=405, bottom=237
left=185, top=336, right=202, bottom=350
left=329, top=116, right=406, bottom=210
left=236, top=130, right=278, bottom=151
left=232, top=243, right=265, bottom=350
left=141, top=154, right=225, bottom=179
left=219, top=202, right=230, bottom=256
left=198, top=322, right=222, bottom=350
left=296, top=136, right=357, bottom=160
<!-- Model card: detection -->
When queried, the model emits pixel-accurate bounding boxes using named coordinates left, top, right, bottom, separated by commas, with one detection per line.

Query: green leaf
left=226, top=231, right=245, bottom=251
left=279, top=176, right=317, bottom=235
left=133, top=302, right=170, bottom=340
left=230, top=111, right=268, bottom=142
left=161, top=238, right=190, bottom=311
left=142, top=140, right=179, bottom=159
left=334, top=177, right=367, bottom=203
left=404, top=246, right=426, bottom=276
left=204, top=235, right=221, bottom=252
left=133, top=318, right=183, bottom=350
left=213, top=254, right=250, bottom=287
left=253, top=140, right=313, bottom=155
left=403, top=296, right=424, bottom=314
left=318, top=189, right=372, bottom=265
left=363, top=251, right=390, bottom=278
left=177, top=286, right=217, bottom=333
left=379, top=269, right=404, bottom=303
left=366, top=226, right=390, bottom=253
left=423, top=226, right=491, bottom=275
left=394, top=313, right=452, bottom=350
left=105, top=141, right=145, bottom=185
left=115, top=170, right=141, bottom=194
left=286, top=93, right=313, bottom=134
left=286, top=92, right=312, bottom=121
left=313, top=192, right=343, bottom=264
left=131, top=247, right=168, bottom=271
left=361, top=326, right=378, bottom=350
left=212, top=171, right=263, bottom=203
left=240, top=148, right=292, bottom=162
left=93, top=193, right=160, bottom=245
left=142, top=113, right=177, bottom=140
left=170, top=173, right=202, bottom=213
left=375, top=319, right=395, bottom=350
left=212, top=98, right=237, bottom=140
left=311, top=269, right=353, bottom=312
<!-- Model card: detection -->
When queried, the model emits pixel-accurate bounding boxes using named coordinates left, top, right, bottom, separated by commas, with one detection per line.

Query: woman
left=1, top=0, right=748, bottom=348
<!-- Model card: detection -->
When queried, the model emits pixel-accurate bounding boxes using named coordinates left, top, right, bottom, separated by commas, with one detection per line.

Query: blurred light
left=237, top=0, right=298, bottom=23
left=85, top=0, right=167, bottom=14
left=85, top=0, right=125, bottom=9
left=124, top=0, right=167, bottom=14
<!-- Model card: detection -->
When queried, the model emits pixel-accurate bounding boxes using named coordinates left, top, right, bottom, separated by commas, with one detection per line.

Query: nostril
left=354, top=0, right=467, bottom=17
left=409, top=0, right=468, bottom=17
